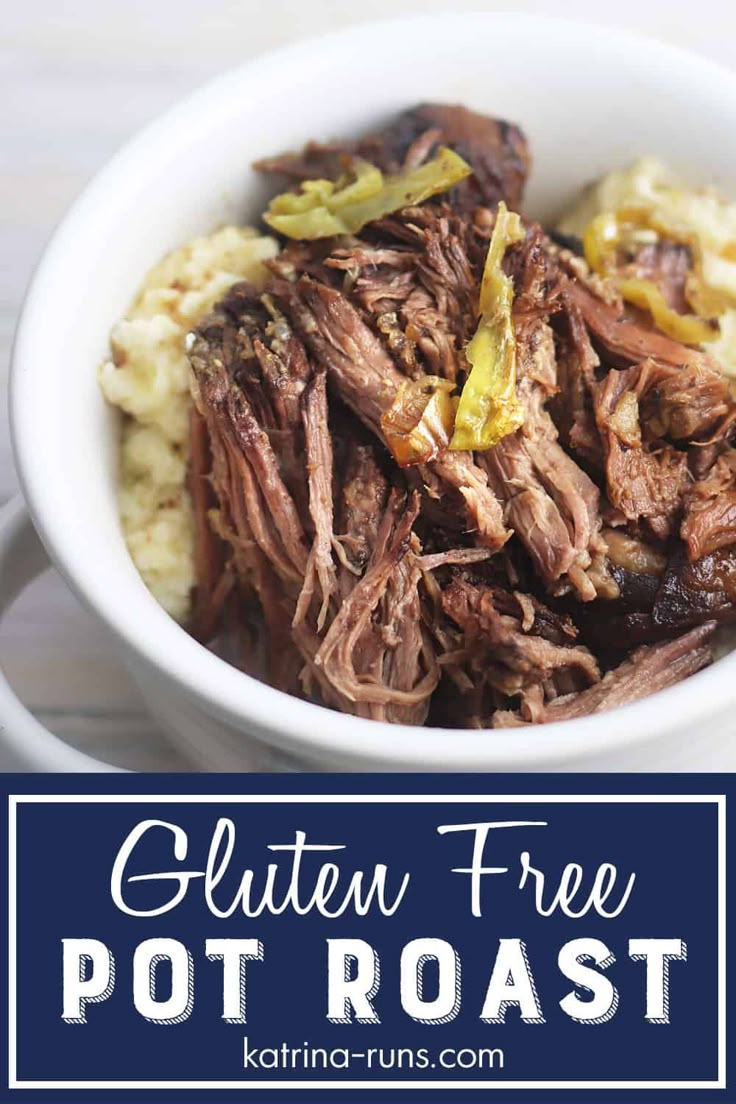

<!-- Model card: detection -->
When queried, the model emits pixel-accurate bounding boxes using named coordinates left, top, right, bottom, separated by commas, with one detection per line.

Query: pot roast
left=185, top=104, right=736, bottom=728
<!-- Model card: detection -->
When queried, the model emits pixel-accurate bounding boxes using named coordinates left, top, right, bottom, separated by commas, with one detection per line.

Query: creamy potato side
left=98, top=226, right=278, bottom=621
left=558, top=156, right=736, bottom=374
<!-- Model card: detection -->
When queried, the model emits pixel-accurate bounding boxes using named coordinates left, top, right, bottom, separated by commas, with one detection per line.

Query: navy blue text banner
left=0, top=774, right=732, bottom=1103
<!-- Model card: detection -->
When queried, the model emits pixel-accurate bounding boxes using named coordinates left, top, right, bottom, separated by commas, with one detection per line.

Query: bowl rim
left=11, top=10, right=736, bottom=770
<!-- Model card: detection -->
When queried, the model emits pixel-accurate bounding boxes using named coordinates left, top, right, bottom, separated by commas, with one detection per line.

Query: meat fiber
left=592, top=360, right=690, bottom=538
left=273, top=275, right=510, bottom=550
left=565, top=278, right=719, bottom=372
left=190, top=286, right=438, bottom=723
left=681, top=450, right=736, bottom=561
left=326, top=204, right=478, bottom=382
left=441, top=575, right=600, bottom=724
left=552, top=297, right=602, bottom=464
left=494, top=623, right=715, bottom=726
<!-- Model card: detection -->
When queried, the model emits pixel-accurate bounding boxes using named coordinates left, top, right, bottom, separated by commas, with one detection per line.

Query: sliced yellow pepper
left=263, top=148, right=472, bottom=240
left=449, top=201, right=525, bottom=451
left=582, top=210, right=630, bottom=275
left=583, top=207, right=722, bottom=343
left=381, top=376, right=456, bottom=467
left=617, top=277, right=715, bottom=345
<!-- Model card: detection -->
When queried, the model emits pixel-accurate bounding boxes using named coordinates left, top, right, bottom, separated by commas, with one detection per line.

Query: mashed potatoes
left=99, top=226, right=278, bottom=621
left=558, top=156, right=736, bottom=374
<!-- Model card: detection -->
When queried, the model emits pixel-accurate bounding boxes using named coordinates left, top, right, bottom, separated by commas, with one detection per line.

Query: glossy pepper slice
left=449, top=201, right=525, bottom=451
left=583, top=208, right=719, bottom=344
left=617, top=277, right=716, bottom=344
left=262, top=148, right=472, bottom=240
left=381, top=376, right=456, bottom=467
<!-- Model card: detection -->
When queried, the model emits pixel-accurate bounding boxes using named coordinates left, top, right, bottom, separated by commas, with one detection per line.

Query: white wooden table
left=2, top=0, right=734, bottom=770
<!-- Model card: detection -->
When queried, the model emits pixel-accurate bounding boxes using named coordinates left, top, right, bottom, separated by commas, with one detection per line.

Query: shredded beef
left=493, top=623, right=715, bottom=726
left=482, top=319, right=606, bottom=600
left=592, top=360, right=690, bottom=538
left=325, top=204, right=478, bottom=382
left=441, top=575, right=599, bottom=723
left=552, top=297, right=602, bottom=464
left=181, top=104, right=736, bottom=729
left=256, top=103, right=530, bottom=214
left=565, top=278, right=718, bottom=372
left=273, top=275, right=510, bottom=549
left=640, top=363, right=733, bottom=443
left=313, top=489, right=438, bottom=722
left=380, top=104, right=530, bottom=212
left=653, top=546, right=736, bottom=629
left=254, top=140, right=357, bottom=183
left=294, top=371, right=338, bottom=630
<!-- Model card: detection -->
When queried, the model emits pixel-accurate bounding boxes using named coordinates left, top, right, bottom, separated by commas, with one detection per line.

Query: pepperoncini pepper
left=583, top=207, right=721, bottom=344
left=263, top=148, right=472, bottom=240
left=449, top=201, right=526, bottom=451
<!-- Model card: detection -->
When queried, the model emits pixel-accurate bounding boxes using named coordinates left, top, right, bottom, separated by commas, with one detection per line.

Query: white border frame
left=6, top=793, right=727, bottom=1092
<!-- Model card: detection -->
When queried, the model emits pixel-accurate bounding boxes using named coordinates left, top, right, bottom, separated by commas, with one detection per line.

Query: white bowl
left=6, top=12, right=736, bottom=772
